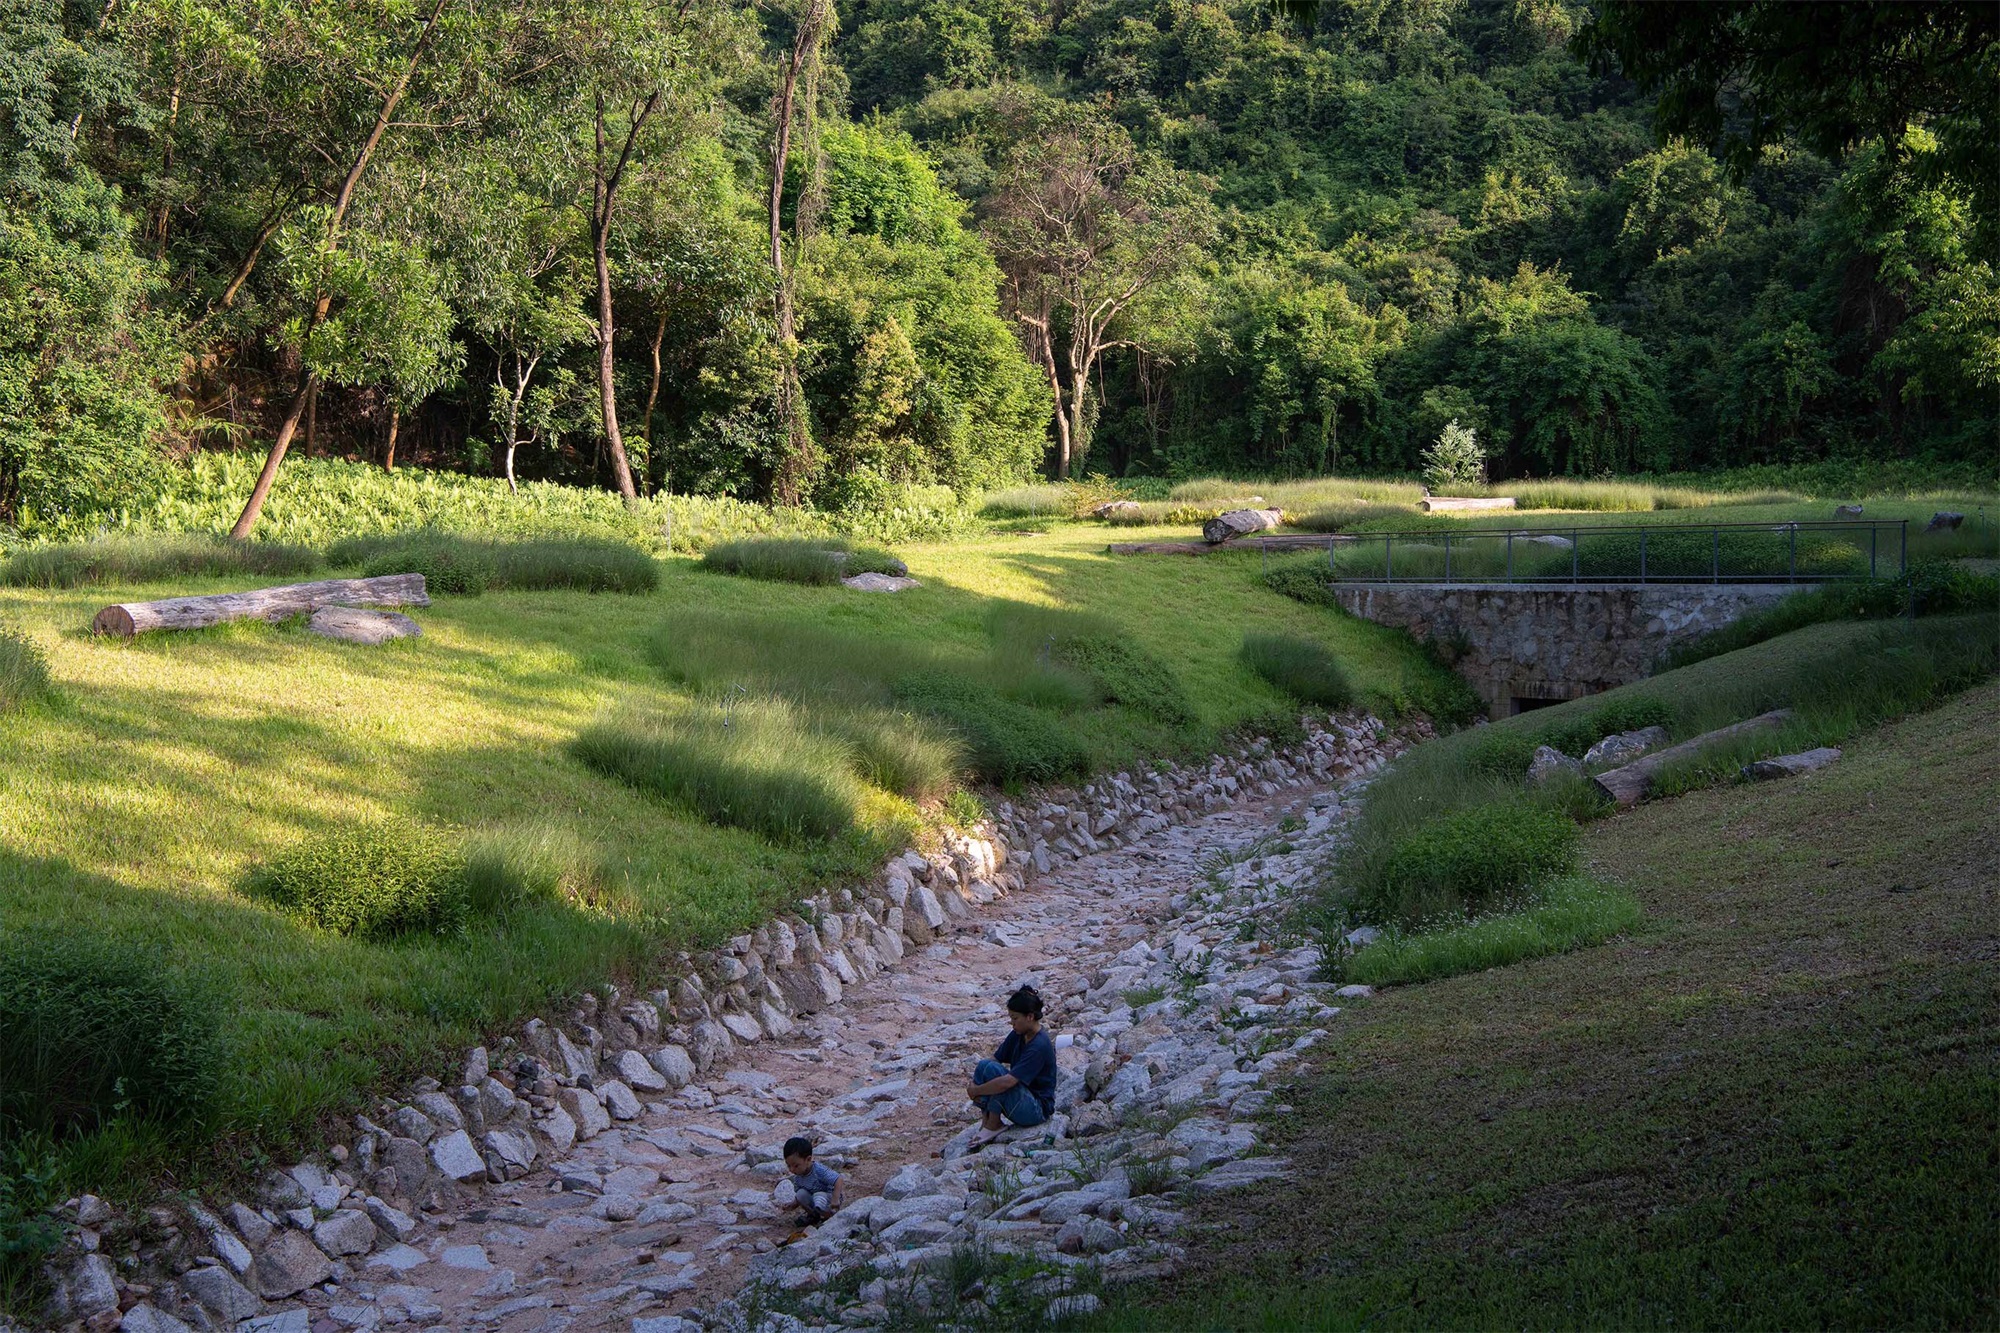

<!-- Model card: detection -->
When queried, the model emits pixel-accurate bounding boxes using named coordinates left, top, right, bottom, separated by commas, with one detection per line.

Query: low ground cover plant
left=0, top=933, right=222, bottom=1142
left=1240, top=632, right=1354, bottom=708
left=0, top=627, right=47, bottom=712
left=0, top=534, right=320, bottom=589
left=699, top=537, right=902, bottom=586
left=251, top=820, right=470, bottom=939
left=1342, top=877, right=1642, bottom=986
left=330, top=531, right=659, bottom=594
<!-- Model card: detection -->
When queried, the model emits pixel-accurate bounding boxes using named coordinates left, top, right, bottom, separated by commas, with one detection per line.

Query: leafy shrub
left=700, top=537, right=900, bottom=586
left=1366, top=802, right=1580, bottom=925
left=572, top=701, right=868, bottom=840
left=253, top=820, right=470, bottom=939
left=0, top=933, right=223, bottom=1140
left=0, top=534, right=321, bottom=589
left=0, top=625, right=47, bottom=712
left=893, top=671, right=1090, bottom=784
left=1341, top=878, right=1641, bottom=985
left=1464, top=727, right=1540, bottom=779
left=0, top=1137, right=63, bottom=1313
left=1240, top=632, right=1354, bottom=708
left=1421, top=420, right=1485, bottom=492
left=463, top=822, right=624, bottom=917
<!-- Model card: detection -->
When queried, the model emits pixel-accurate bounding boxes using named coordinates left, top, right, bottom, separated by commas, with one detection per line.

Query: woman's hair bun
left=1006, top=984, right=1045, bottom=1018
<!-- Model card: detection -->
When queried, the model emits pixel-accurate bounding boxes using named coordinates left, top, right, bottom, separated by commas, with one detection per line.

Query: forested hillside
left=2, top=0, right=1993, bottom=538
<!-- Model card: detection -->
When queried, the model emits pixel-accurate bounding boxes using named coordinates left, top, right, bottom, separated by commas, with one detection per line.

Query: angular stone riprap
left=536, top=1105, right=578, bottom=1155
left=912, top=885, right=947, bottom=930
left=477, top=1076, right=518, bottom=1124
left=648, top=1044, right=696, bottom=1088
left=312, top=1207, right=378, bottom=1257
left=1526, top=745, right=1584, bottom=785
left=226, top=1201, right=274, bottom=1248
left=690, top=1019, right=734, bottom=1071
left=483, top=1128, right=538, bottom=1178
left=757, top=1001, right=794, bottom=1038
left=609, top=1047, right=670, bottom=1092
left=183, top=1264, right=263, bottom=1321
left=65, top=1253, right=121, bottom=1317
left=428, top=1129, right=488, bottom=1183
left=253, top=1230, right=334, bottom=1298
left=381, top=1136, right=432, bottom=1196
left=553, top=1030, right=595, bottom=1082
left=718, top=1011, right=763, bottom=1044
left=1583, top=726, right=1668, bottom=767
left=557, top=1087, right=610, bottom=1140
left=598, top=1079, right=642, bottom=1120
left=383, top=1105, right=436, bottom=1145
left=363, top=1195, right=417, bottom=1243
left=411, top=1090, right=464, bottom=1132
left=1745, top=747, right=1842, bottom=780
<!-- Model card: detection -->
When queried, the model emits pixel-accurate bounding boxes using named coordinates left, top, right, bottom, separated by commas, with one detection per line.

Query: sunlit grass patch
left=1239, top=632, right=1354, bottom=708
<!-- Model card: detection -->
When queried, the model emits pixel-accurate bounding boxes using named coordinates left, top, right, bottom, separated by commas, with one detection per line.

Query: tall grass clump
left=463, top=822, right=626, bottom=918
left=331, top=531, right=657, bottom=593
left=1342, top=878, right=1641, bottom=985
left=0, top=933, right=223, bottom=1141
left=251, top=820, right=470, bottom=939
left=1240, top=632, right=1354, bottom=708
left=1364, top=801, right=1579, bottom=925
left=699, top=537, right=901, bottom=585
left=572, top=701, right=869, bottom=840
left=0, top=626, right=48, bottom=712
left=0, top=534, right=321, bottom=589
left=985, top=602, right=1196, bottom=724
left=893, top=672, right=1091, bottom=784
left=1663, top=561, right=2000, bottom=669
left=814, top=708, right=965, bottom=800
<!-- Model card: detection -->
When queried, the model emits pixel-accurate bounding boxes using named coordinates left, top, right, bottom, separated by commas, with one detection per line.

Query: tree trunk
left=588, top=91, right=658, bottom=504
left=383, top=405, right=399, bottom=472
left=1592, top=710, right=1794, bottom=808
left=228, top=0, right=451, bottom=540
left=303, top=378, right=318, bottom=457
left=641, top=310, right=667, bottom=496
left=502, top=383, right=524, bottom=494
left=93, top=574, right=430, bottom=638
left=767, top=0, right=829, bottom=506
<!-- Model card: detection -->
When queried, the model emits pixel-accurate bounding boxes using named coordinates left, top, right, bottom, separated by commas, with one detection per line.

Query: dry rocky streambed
left=35, top=715, right=1420, bottom=1333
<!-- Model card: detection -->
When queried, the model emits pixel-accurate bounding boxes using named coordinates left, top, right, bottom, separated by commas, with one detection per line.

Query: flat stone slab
left=1744, top=747, right=1841, bottom=780
left=841, top=573, right=921, bottom=593
left=308, top=605, right=421, bottom=644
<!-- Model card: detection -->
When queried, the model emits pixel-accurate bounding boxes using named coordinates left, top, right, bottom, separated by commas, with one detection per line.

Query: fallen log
left=92, top=574, right=430, bottom=638
left=1592, top=708, right=1793, bottom=807
left=1108, top=533, right=1358, bottom=556
left=1419, top=496, right=1515, bottom=512
left=1106, top=541, right=1214, bottom=555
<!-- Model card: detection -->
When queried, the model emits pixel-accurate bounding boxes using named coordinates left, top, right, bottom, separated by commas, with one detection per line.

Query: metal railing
left=1309, top=519, right=1909, bottom=586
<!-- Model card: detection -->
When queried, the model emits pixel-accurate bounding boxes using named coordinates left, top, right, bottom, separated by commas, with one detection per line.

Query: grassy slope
left=0, top=526, right=1452, bottom=1168
left=1098, top=682, right=1999, bottom=1330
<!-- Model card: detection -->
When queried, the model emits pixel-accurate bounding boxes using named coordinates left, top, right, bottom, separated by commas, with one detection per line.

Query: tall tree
left=767, top=0, right=833, bottom=505
left=227, top=0, right=453, bottom=539
left=984, top=118, right=1212, bottom=478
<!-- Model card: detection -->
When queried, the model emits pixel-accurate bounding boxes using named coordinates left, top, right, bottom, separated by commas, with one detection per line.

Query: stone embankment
left=32, top=713, right=1418, bottom=1333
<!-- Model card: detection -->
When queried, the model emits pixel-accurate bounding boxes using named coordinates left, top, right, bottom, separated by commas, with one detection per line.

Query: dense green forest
left=2, top=0, right=1993, bottom=536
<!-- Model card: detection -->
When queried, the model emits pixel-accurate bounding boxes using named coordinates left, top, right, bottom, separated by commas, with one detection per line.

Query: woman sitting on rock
left=965, top=985, right=1058, bottom=1147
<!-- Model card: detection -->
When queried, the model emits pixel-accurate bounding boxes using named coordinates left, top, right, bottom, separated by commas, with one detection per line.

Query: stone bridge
left=1326, top=581, right=1797, bottom=717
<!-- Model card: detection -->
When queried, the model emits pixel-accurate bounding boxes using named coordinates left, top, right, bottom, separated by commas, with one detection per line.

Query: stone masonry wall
left=1327, top=582, right=1796, bottom=716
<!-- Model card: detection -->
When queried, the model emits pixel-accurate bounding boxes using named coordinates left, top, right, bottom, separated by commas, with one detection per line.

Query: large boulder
left=1201, top=508, right=1282, bottom=544
left=1525, top=745, right=1584, bottom=785
left=1744, top=747, right=1841, bottom=780
left=1582, top=726, right=1667, bottom=768
left=253, top=1231, right=333, bottom=1299
left=1925, top=511, right=1964, bottom=532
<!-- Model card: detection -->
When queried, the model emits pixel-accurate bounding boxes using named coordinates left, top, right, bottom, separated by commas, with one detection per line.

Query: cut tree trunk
left=93, top=575, right=430, bottom=638
left=1592, top=709, right=1794, bottom=808
left=1419, top=497, right=1515, bottom=513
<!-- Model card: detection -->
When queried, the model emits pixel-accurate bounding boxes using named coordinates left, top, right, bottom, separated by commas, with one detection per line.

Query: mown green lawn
left=1093, top=680, right=1999, bottom=1330
left=0, top=526, right=1453, bottom=1177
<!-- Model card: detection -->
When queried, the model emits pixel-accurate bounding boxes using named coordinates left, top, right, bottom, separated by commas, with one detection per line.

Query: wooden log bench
left=92, top=574, right=430, bottom=638
left=1419, top=496, right=1516, bottom=513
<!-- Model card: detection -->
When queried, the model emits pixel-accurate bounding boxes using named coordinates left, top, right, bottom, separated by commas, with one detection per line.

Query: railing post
left=1639, top=529, right=1647, bottom=583
left=1571, top=530, right=1579, bottom=584
left=1870, top=525, right=1878, bottom=580
left=1900, top=520, right=1907, bottom=579
left=1713, top=527, right=1720, bottom=584
left=1444, top=533, right=1452, bottom=582
left=1506, top=532, right=1514, bottom=583
left=1788, top=524, right=1797, bottom=582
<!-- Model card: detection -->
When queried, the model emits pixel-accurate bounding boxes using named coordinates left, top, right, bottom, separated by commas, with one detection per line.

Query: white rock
left=428, top=1129, right=487, bottom=1182
left=122, top=1304, right=196, bottom=1333
left=598, top=1079, right=642, bottom=1120
left=182, top=1264, right=262, bottom=1320
left=312, top=1208, right=378, bottom=1257
left=440, top=1244, right=492, bottom=1271
left=67, top=1254, right=120, bottom=1316
left=647, top=1045, right=696, bottom=1087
